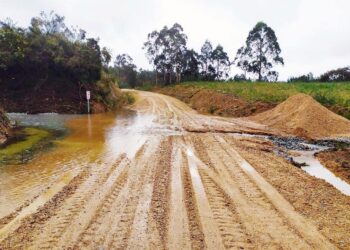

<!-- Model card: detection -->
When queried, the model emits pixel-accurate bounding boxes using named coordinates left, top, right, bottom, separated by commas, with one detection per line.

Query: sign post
left=86, top=90, right=91, bottom=114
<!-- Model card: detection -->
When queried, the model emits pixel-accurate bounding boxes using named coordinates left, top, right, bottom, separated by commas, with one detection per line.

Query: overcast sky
left=1, top=0, right=349, bottom=80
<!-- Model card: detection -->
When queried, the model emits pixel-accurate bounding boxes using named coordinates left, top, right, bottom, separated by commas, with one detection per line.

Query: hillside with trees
left=0, top=11, right=123, bottom=113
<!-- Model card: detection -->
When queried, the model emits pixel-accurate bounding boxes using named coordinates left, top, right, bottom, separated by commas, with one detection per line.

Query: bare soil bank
left=0, top=78, right=128, bottom=114
left=317, top=148, right=350, bottom=184
left=156, top=85, right=275, bottom=117
left=157, top=86, right=350, bottom=139
left=0, top=109, right=11, bottom=145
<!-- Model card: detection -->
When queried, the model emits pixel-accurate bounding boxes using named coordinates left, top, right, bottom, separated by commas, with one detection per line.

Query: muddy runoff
left=0, top=91, right=349, bottom=249
left=0, top=111, right=147, bottom=219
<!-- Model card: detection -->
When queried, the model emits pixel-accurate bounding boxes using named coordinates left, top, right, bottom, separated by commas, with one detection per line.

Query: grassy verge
left=162, top=81, right=350, bottom=119
left=0, top=127, right=58, bottom=165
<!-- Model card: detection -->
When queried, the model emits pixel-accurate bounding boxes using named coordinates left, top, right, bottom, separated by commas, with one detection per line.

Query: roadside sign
left=86, top=90, right=91, bottom=114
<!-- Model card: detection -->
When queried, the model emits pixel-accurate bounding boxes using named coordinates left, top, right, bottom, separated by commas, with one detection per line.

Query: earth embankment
left=156, top=85, right=275, bottom=117
left=0, top=108, right=11, bottom=144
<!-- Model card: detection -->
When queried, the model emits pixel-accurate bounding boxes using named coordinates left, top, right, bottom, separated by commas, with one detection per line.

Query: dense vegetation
left=0, top=11, right=122, bottom=113
left=163, top=81, right=350, bottom=119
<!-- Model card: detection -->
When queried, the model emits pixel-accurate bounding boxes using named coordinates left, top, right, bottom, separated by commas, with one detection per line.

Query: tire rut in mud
left=0, top=166, right=92, bottom=249
left=191, top=134, right=312, bottom=248
left=181, top=150, right=206, bottom=250
left=199, top=171, right=255, bottom=249
left=149, top=137, right=173, bottom=248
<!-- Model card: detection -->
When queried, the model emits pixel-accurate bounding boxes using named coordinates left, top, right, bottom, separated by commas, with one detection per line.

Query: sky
left=1, top=0, right=349, bottom=81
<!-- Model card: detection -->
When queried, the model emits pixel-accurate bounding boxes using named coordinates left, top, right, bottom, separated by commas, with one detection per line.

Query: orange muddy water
left=0, top=111, right=138, bottom=218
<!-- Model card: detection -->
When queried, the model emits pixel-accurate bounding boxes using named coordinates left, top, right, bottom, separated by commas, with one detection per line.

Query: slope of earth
left=0, top=73, right=129, bottom=114
left=0, top=108, right=11, bottom=145
left=0, top=91, right=349, bottom=249
left=156, top=85, right=275, bottom=117
left=317, top=148, right=350, bottom=184
left=250, top=93, right=350, bottom=139
left=155, top=82, right=350, bottom=119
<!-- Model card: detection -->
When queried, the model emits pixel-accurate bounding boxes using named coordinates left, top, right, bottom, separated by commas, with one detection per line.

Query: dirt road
left=1, top=91, right=349, bottom=249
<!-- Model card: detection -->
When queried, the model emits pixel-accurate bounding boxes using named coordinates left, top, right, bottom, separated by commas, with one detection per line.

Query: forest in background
left=0, top=11, right=125, bottom=113
left=1, top=11, right=349, bottom=113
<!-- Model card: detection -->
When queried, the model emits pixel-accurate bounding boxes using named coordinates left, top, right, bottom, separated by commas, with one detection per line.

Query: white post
left=86, top=90, right=91, bottom=114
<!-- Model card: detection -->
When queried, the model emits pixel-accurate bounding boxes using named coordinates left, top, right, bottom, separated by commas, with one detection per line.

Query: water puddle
left=0, top=111, right=130, bottom=218
left=0, top=109, right=184, bottom=219
left=293, top=150, right=350, bottom=196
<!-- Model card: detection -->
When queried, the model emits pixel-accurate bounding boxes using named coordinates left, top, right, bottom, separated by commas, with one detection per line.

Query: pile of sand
left=0, top=108, right=11, bottom=144
left=250, top=93, right=350, bottom=139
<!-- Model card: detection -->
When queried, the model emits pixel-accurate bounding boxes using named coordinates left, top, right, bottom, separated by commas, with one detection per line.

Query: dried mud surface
left=0, top=91, right=349, bottom=249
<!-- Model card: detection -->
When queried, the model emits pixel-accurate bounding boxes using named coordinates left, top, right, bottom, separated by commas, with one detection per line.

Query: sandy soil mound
left=0, top=108, right=11, bottom=144
left=250, top=93, right=350, bottom=139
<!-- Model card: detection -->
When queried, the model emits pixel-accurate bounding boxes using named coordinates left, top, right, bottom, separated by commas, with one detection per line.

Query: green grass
left=175, top=81, right=350, bottom=118
left=0, top=127, right=51, bottom=164
left=122, top=92, right=136, bottom=104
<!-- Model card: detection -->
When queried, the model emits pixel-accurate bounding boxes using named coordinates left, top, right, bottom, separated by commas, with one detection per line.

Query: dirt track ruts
left=0, top=90, right=349, bottom=249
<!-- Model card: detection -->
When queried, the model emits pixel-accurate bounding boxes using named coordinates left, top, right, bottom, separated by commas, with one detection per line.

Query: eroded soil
left=0, top=91, right=349, bottom=249
left=317, top=148, right=350, bottom=184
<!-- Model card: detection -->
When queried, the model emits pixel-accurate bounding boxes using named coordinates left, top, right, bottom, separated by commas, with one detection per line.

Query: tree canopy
left=143, top=23, right=188, bottom=85
left=0, top=11, right=107, bottom=88
left=0, top=11, right=121, bottom=113
left=234, top=22, right=284, bottom=81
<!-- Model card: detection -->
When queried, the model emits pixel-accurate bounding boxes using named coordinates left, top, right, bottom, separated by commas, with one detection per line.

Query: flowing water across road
left=0, top=91, right=349, bottom=249
left=0, top=112, right=129, bottom=218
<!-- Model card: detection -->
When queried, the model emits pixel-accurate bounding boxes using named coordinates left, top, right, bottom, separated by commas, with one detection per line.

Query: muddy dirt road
left=1, top=91, right=349, bottom=249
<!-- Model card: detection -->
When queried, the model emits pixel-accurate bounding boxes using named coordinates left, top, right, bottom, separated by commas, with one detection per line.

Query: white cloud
left=1, top=0, right=349, bottom=80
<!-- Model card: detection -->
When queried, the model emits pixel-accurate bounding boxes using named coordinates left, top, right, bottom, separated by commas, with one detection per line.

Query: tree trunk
left=155, top=70, right=158, bottom=86
left=258, top=38, right=263, bottom=81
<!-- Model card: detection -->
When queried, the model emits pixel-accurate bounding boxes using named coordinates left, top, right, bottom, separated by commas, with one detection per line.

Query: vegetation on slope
left=158, top=82, right=350, bottom=119
left=0, top=11, right=124, bottom=113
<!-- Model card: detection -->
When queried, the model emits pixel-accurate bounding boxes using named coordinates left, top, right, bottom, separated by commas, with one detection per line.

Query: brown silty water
left=0, top=111, right=140, bottom=219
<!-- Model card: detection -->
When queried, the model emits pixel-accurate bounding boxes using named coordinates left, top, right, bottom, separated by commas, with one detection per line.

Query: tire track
left=75, top=170, right=128, bottom=248
left=149, top=137, right=173, bottom=249
left=26, top=155, right=130, bottom=249
left=108, top=139, right=161, bottom=250
left=181, top=150, right=206, bottom=250
left=200, top=135, right=308, bottom=247
left=167, top=138, right=191, bottom=250
left=0, top=165, right=92, bottom=249
left=182, top=139, right=226, bottom=250
left=216, top=135, right=337, bottom=249
left=199, top=171, right=255, bottom=249
left=199, top=134, right=335, bottom=249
